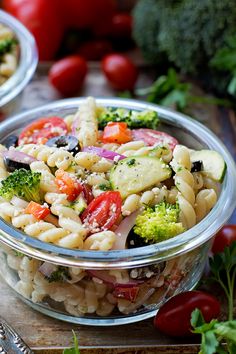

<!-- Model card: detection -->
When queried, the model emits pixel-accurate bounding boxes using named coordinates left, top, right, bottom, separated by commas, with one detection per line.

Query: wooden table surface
left=0, top=64, right=235, bottom=353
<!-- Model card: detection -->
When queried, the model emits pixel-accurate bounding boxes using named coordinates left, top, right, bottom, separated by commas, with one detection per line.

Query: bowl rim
left=0, top=9, right=38, bottom=107
left=0, top=97, right=235, bottom=268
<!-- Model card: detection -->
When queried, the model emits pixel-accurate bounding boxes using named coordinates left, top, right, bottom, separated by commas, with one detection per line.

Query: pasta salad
left=0, top=23, right=18, bottom=86
left=0, top=97, right=226, bottom=251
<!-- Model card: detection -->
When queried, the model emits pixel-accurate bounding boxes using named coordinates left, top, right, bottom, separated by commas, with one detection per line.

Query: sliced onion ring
left=113, top=209, right=142, bottom=250
left=82, top=146, right=126, bottom=161
left=3, top=148, right=37, bottom=165
left=87, top=269, right=143, bottom=288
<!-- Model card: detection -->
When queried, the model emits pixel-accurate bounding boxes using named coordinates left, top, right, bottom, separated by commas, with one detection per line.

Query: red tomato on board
left=3, top=0, right=64, bottom=60
left=49, top=56, right=88, bottom=96
left=18, top=117, right=68, bottom=145
left=110, top=13, right=133, bottom=38
left=154, top=291, right=220, bottom=337
left=55, top=169, right=83, bottom=202
left=78, top=40, right=113, bottom=61
left=81, top=191, right=122, bottom=233
left=132, top=129, right=178, bottom=150
left=212, top=225, right=236, bottom=254
left=102, top=54, right=138, bottom=91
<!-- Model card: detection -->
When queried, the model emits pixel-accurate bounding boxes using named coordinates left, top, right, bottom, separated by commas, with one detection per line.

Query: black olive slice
left=191, top=160, right=203, bottom=172
left=3, top=135, right=18, bottom=149
left=45, top=135, right=80, bottom=156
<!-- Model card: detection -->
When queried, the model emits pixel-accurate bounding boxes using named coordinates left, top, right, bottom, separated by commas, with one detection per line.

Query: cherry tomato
left=55, top=169, right=83, bottom=202
left=132, top=129, right=178, bottom=150
left=154, top=291, right=220, bottom=337
left=78, top=40, right=113, bottom=61
left=18, top=117, right=68, bottom=145
left=102, top=54, right=138, bottom=91
left=81, top=191, right=122, bottom=233
left=102, top=122, right=132, bottom=144
left=3, top=0, right=64, bottom=60
left=110, top=13, right=133, bottom=38
left=49, top=55, right=87, bottom=96
left=212, top=225, right=236, bottom=254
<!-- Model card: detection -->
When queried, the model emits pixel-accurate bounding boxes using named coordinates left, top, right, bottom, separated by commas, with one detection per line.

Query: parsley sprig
left=191, top=241, right=236, bottom=354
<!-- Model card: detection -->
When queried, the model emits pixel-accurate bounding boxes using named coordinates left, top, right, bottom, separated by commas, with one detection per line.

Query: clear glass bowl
left=0, top=98, right=235, bottom=326
left=0, top=10, right=38, bottom=119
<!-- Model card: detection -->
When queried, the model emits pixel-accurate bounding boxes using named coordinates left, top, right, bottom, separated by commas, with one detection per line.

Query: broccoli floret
left=133, top=0, right=236, bottom=74
left=0, top=38, right=17, bottom=57
left=133, top=202, right=185, bottom=244
left=98, top=108, right=159, bottom=129
left=45, top=266, right=71, bottom=283
left=0, top=168, right=41, bottom=203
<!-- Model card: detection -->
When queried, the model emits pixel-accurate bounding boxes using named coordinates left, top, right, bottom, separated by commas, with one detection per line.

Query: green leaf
left=215, top=321, right=236, bottom=343
left=63, top=331, right=80, bottom=354
left=227, top=75, right=236, bottom=95
left=191, top=309, right=205, bottom=328
left=202, top=330, right=219, bottom=354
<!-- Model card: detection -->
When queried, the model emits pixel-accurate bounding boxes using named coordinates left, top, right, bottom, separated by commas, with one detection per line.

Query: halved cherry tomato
left=154, top=291, right=220, bottom=337
left=113, top=286, right=139, bottom=302
left=25, top=201, right=50, bottom=220
left=132, top=129, right=178, bottom=150
left=212, top=225, right=236, bottom=254
left=49, top=55, right=88, bottom=96
left=18, top=117, right=68, bottom=145
left=102, top=54, right=138, bottom=91
left=81, top=191, right=122, bottom=233
left=55, top=169, right=83, bottom=202
left=102, top=122, right=132, bottom=144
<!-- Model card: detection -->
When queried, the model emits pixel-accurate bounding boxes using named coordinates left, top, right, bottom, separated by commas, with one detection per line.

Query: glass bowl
left=0, top=98, right=235, bottom=326
left=0, top=10, right=38, bottom=120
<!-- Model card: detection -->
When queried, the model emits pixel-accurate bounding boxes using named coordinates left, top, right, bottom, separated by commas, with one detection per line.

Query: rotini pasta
left=0, top=23, right=18, bottom=85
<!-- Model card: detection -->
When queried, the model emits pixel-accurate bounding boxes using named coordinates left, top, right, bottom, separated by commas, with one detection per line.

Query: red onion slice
left=38, top=262, right=56, bottom=278
left=3, top=148, right=37, bottom=165
left=113, top=210, right=141, bottom=250
left=87, top=269, right=143, bottom=288
left=82, top=146, right=126, bottom=161
left=71, top=118, right=80, bottom=138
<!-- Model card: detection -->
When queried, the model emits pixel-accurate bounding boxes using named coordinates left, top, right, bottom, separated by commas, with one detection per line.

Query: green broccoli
left=133, top=202, right=185, bottom=244
left=45, top=266, right=71, bottom=283
left=98, top=107, right=159, bottom=129
left=133, top=0, right=236, bottom=75
left=0, top=38, right=17, bottom=57
left=0, top=168, right=41, bottom=203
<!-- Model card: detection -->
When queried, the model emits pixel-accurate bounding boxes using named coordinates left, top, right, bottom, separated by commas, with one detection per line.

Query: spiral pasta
left=195, top=188, right=217, bottom=222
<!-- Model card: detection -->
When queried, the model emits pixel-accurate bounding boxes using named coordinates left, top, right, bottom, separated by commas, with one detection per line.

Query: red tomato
left=61, top=0, right=115, bottom=30
left=132, top=129, right=178, bottom=150
left=81, top=191, right=122, bottom=233
left=49, top=56, right=87, bottom=96
left=78, top=40, right=113, bottom=61
left=3, top=0, right=64, bottom=60
left=110, top=13, right=133, bottom=38
left=25, top=201, right=50, bottom=220
left=18, top=117, right=68, bottom=145
left=102, top=54, right=138, bottom=91
left=154, top=291, right=220, bottom=337
left=113, top=286, right=139, bottom=302
left=212, top=225, right=236, bottom=254
left=102, top=122, right=132, bottom=144
left=55, top=169, right=83, bottom=202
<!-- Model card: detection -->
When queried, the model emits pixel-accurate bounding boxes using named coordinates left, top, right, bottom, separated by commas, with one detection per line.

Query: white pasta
left=72, top=97, right=98, bottom=147
left=84, top=231, right=116, bottom=251
left=195, top=188, right=217, bottom=222
left=30, top=161, right=57, bottom=193
left=0, top=24, right=18, bottom=85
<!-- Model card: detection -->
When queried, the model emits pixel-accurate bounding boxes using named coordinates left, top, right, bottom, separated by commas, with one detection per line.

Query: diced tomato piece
left=113, top=286, right=139, bottom=302
left=55, top=169, right=83, bottom=201
left=81, top=191, right=122, bottom=232
left=102, top=122, right=132, bottom=144
left=18, top=117, right=68, bottom=145
left=81, top=183, right=94, bottom=204
left=25, top=201, right=50, bottom=220
left=131, top=129, right=178, bottom=150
